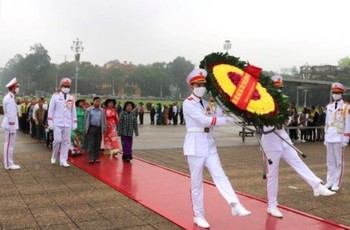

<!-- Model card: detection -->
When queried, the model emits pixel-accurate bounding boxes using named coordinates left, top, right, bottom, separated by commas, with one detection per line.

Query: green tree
left=24, top=43, right=53, bottom=94
left=338, top=56, right=350, bottom=70
left=1, top=54, right=24, bottom=90
left=168, top=57, right=194, bottom=99
left=105, top=66, right=127, bottom=96
left=78, top=62, right=102, bottom=95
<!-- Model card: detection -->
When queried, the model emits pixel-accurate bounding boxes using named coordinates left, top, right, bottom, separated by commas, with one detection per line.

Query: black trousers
left=21, top=115, right=29, bottom=133
left=173, top=113, right=178, bottom=125
left=87, top=126, right=102, bottom=161
left=139, top=112, right=144, bottom=125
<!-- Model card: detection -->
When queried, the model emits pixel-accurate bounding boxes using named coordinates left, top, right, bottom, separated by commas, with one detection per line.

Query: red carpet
left=69, top=153, right=350, bottom=230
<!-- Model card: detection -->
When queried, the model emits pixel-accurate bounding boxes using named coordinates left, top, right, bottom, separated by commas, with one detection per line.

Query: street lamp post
left=160, top=64, right=167, bottom=99
left=303, top=89, right=308, bottom=107
left=223, top=40, right=232, bottom=53
left=71, top=38, right=84, bottom=96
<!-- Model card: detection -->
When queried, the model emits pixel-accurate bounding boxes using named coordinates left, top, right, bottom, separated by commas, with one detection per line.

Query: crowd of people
left=287, top=104, right=326, bottom=142
left=3, top=77, right=142, bottom=168
left=147, top=102, right=185, bottom=126
left=6, top=76, right=184, bottom=168
left=2, top=73, right=349, bottom=229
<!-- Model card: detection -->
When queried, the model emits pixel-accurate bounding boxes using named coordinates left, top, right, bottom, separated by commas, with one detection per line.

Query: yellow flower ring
left=212, top=64, right=275, bottom=115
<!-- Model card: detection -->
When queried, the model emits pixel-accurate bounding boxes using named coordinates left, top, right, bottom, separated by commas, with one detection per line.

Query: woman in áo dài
left=103, top=99, right=121, bottom=156
left=75, top=99, right=86, bottom=153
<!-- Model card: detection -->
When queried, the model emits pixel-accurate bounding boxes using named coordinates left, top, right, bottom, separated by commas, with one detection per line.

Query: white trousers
left=326, top=142, right=344, bottom=187
left=52, top=126, right=71, bottom=164
left=187, top=153, right=239, bottom=217
left=3, top=129, right=17, bottom=168
left=266, top=146, right=322, bottom=208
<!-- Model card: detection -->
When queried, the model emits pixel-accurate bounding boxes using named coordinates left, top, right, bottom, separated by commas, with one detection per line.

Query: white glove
left=73, top=124, right=77, bottom=130
left=343, top=136, right=349, bottom=147
left=215, top=106, right=223, bottom=117
left=225, top=117, right=236, bottom=125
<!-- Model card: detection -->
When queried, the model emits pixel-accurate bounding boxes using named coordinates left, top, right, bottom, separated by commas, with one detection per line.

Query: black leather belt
left=90, top=125, right=100, bottom=127
left=204, top=127, right=210, bottom=133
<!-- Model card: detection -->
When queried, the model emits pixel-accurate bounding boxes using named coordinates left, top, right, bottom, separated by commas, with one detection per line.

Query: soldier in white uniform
left=261, top=75, right=335, bottom=218
left=47, top=78, right=77, bottom=167
left=324, top=82, right=350, bottom=191
left=183, top=69, right=251, bottom=229
left=2, top=78, right=21, bottom=170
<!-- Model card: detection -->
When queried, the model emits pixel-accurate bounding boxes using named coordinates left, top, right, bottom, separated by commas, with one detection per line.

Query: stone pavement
left=1, top=115, right=350, bottom=229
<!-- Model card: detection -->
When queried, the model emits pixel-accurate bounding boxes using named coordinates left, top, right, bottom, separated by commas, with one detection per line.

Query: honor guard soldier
left=324, top=82, right=350, bottom=191
left=261, top=75, right=335, bottom=218
left=47, top=78, right=77, bottom=167
left=183, top=68, right=251, bottom=229
left=2, top=78, right=21, bottom=170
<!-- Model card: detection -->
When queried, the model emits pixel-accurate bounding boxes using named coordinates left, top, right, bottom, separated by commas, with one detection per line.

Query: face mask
left=14, top=88, right=19, bottom=94
left=193, top=87, right=207, bottom=98
left=62, top=87, right=70, bottom=94
left=332, top=93, right=342, bottom=101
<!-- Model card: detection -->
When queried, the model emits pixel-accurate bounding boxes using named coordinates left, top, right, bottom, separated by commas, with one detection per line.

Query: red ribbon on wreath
left=230, top=65, right=262, bottom=110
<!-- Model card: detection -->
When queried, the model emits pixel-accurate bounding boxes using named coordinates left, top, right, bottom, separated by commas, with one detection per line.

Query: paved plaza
left=1, top=114, right=350, bottom=229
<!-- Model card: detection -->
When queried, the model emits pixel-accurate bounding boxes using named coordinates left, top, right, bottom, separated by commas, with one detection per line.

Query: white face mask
left=193, top=86, right=207, bottom=98
left=14, top=88, right=19, bottom=94
left=332, top=93, right=342, bottom=101
left=62, top=87, right=70, bottom=94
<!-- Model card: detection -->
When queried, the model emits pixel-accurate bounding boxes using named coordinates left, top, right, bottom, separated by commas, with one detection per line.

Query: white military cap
left=186, top=68, right=207, bottom=85
left=331, top=82, right=344, bottom=93
left=60, top=77, right=72, bottom=86
left=5, top=78, right=19, bottom=89
left=271, top=75, right=283, bottom=88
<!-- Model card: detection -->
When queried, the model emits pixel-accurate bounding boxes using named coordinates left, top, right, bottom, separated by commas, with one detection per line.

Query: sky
left=0, top=0, right=349, bottom=72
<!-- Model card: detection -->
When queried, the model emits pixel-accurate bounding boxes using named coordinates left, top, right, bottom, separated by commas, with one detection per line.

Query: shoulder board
left=186, top=97, right=194, bottom=101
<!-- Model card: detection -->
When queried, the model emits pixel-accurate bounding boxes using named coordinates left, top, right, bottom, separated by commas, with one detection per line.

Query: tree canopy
left=0, top=43, right=194, bottom=99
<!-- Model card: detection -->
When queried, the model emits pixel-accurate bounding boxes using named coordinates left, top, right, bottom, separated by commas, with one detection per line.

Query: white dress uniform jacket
left=183, top=95, right=228, bottom=157
left=48, top=92, right=77, bottom=129
left=1, top=92, right=19, bottom=130
left=325, top=99, right=350, bottom=143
